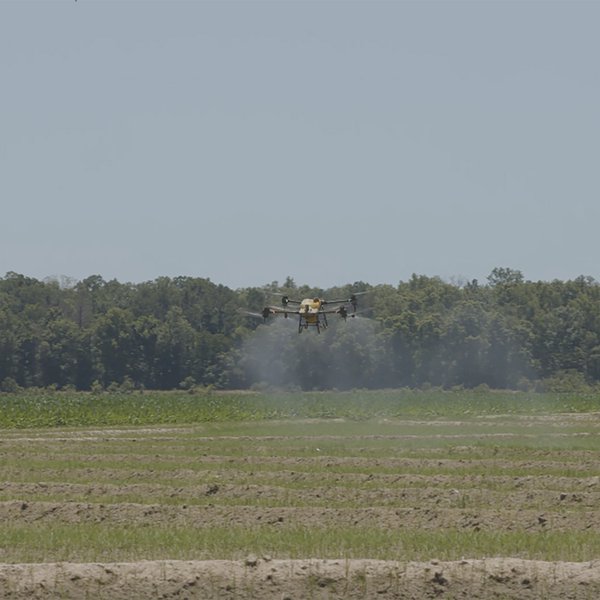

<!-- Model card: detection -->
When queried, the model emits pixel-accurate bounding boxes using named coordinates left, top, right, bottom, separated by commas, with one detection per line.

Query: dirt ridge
left=1, top=558, right=599, bottom=599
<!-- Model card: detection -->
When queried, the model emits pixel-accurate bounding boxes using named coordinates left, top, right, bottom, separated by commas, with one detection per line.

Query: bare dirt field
left=2, top=557, right=600, bottom=599
left=1, top=413, right=599, bottom=598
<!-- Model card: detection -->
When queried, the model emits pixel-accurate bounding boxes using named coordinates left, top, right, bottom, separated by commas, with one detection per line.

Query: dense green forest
left=1, top=268, right=600, bottom=392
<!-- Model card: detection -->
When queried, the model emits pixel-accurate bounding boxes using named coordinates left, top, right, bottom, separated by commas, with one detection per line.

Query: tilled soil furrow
left=2, top=500, right=598, bottom=532
left=1, top=481, right=599, bottom=512
left=2, top=451, right=599, bottom=475
left=2, top=464, right=598, bottom=491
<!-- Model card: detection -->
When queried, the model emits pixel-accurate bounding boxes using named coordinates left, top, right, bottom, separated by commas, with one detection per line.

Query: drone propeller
left=238, top=307, right=274, bottom=321
left=336, top=306, right=372, bottom=321
left=349, top=291, right=369, bottom=310
left=350, top=291, right=369, bottom=299
left=270, top=293, right=300, bottom=307
left=323, top=291, right=369, bottom=311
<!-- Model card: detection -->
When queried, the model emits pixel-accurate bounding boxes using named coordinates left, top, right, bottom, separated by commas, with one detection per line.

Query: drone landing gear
left=297, top=317, right=326, bottom=334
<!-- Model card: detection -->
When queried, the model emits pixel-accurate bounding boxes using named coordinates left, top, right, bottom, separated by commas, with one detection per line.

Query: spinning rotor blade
left=238, top=309, right=265, bottom=319
left=323, top=291, right=369, bottom=310
left=270, top=293, right=301, bottom=307
left=238, top=307, right=276, bottom=321
left=322, top=306, right=373, bottom=321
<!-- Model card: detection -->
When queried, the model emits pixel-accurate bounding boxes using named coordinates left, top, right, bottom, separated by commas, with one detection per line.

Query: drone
left=242, top=292, right=367, bottom=334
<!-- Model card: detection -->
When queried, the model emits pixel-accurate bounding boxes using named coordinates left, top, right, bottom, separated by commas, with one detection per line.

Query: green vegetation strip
left=1, top=457, right=596, bottom=480
left=1, top=390, right=600, bottom=429
left=1, top=524, right=599, bottom=564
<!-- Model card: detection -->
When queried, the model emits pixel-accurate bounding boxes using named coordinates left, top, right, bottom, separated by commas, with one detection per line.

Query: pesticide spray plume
left=237, top=283, right=537, bottom=392
left=238, top=313, right=381, bottom=391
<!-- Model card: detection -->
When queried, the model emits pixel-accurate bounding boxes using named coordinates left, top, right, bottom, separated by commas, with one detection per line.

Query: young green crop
left=1, top=396, right=599, bottom=567
left=1, top=389, right=600, bottom=429
left=2, top=523, right=599, bottom=563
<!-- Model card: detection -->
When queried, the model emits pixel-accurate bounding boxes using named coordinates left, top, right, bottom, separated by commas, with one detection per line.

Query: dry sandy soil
left=1, top=557, right=600, bottom=599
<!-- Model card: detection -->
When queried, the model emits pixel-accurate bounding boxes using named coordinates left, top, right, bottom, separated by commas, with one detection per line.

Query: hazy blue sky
left=2, top=1, right=599, bottom=289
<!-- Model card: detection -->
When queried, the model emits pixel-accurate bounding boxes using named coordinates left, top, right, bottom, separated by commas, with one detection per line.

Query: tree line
left=1, top=268, right=600, bottom=392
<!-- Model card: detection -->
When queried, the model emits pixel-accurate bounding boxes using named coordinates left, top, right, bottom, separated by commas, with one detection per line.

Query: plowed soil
left=2, top=558, right=600, bottom=599
left=1, top=414, right=599, bottom=598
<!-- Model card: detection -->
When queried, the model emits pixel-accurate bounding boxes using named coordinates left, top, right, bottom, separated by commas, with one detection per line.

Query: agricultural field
left=0, top=390, right=599, bottom=598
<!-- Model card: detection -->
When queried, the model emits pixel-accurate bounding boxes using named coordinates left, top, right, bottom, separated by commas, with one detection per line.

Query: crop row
left=2, top=389, right=600, bottom=428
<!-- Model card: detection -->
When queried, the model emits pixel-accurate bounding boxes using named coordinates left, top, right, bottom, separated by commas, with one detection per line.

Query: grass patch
left=1, top=523, right=599, bottom=563
left=1, top=389, right=600, bottom=429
